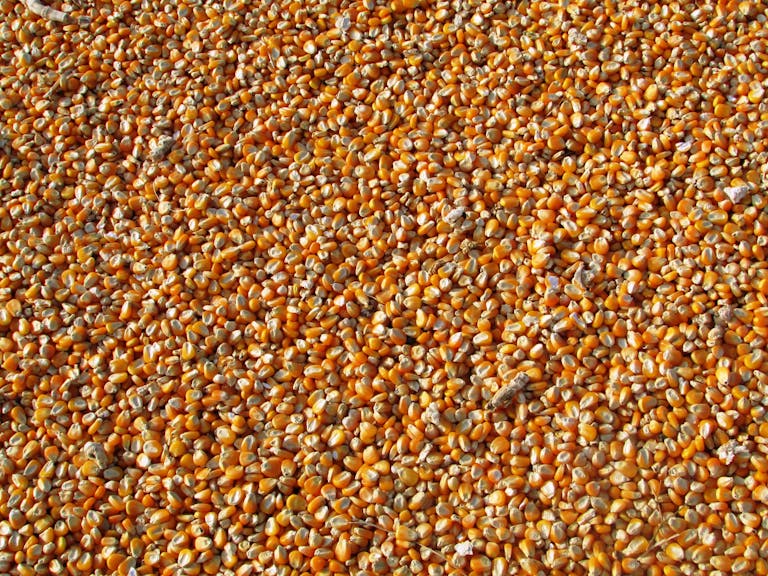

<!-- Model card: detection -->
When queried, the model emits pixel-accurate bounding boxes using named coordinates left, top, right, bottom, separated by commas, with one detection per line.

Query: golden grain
left=0, top=0, right=767, bottom=573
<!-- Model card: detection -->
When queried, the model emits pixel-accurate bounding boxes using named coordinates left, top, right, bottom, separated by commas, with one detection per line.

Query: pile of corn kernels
left=1, top=0, right=768, bottom=574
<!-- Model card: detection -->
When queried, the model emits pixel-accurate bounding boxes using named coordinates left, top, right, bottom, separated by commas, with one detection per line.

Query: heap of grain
left=1, top=0, right=768, bottom=574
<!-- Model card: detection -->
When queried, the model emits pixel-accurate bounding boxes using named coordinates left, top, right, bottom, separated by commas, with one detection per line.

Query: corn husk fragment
left=488, top=372, right=530, bottom=410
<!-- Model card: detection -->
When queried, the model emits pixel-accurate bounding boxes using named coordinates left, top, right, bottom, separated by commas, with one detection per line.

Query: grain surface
left=1, top=0, right=768, bottom=574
